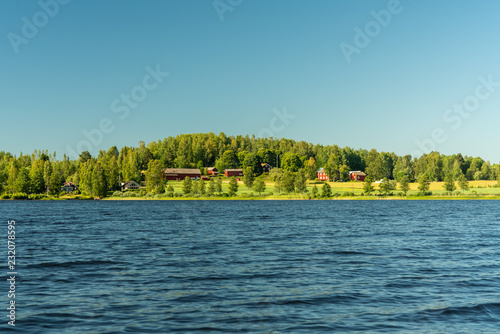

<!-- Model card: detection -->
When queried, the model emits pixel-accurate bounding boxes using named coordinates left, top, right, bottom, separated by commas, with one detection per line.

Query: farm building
left=207, top=167, right=219, bottom=176
left=61, top=182, right=78, bottom=193
left=225, top=169, right=243, bottom=177
left=317, top=168, right=329, bottom=181
left=121, top=180, right=141, bottom=190
left=349, top=171, right=366, bottom=181
left=261, top=163, right=272, bottom=173
left=164, top=168, right=201, bottom=181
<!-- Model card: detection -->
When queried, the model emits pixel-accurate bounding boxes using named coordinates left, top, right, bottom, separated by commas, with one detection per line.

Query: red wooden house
left=349, top=171, right=366, bottom=181
left=225, top=169, right=243, bottom=177
left=317, top=168, right=329, bottom=181
left=207, top=167, right=219, bottom=176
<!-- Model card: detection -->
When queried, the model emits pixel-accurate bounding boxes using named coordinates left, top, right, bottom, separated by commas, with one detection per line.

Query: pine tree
left=91, top=162, right=108, bottom=198
left=363, top=175, right=375, bottom=195
left=207, top=178, right=215, bottom=196
left=321, top=182, right=332, bottom=198
left=311, top=185, right=319, bottom=198
left=399, top=175, right=410, bottom=195
left=294, top=169, right=307, bottom=193
left=182, top=176, right=192, bottom=194
left=458, top=173, right=469, bottom=192
left=216, top=177, right=222, bottom=194
left=243, top=166, right=254, bottom=191
left=228, top=176, right=238, bottom=196
left=418, top=175, right=430, bottom=194
left=443, top=173, right=456, bottom=193
left=14, top=168, right=30, bottom=194
left=192, top=180, right=199, bottom=194
left=199, top=178, right=206, bottom=195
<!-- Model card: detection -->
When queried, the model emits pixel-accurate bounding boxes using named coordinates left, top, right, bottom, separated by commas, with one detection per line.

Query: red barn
left=317, top=168, right=329, bottom=181
left=349, top=171, right=366, bottom=181
left=225, top=169, right=243, bottom=177
left=163, top=168, right=201, bottom=181
left=207, top=167, right=219, bottom=176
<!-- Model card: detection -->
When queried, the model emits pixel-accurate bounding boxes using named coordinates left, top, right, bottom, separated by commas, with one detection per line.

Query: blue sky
left=2, top=0, right=500, bottom=161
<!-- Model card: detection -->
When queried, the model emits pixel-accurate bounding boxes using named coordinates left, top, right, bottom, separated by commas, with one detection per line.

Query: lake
left=2, top=200, right=500, bottom=333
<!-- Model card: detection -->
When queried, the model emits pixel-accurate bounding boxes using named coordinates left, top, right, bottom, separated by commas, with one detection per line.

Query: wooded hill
left=0, top=132, right=498, bottom=197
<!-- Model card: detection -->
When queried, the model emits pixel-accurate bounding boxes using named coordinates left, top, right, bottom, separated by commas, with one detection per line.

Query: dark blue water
left=2, top=200, right=500, bottom=333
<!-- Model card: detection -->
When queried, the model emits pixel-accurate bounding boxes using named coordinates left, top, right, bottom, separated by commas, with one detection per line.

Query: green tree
left=216, top=177, right=222, bottom=194
left=306, top=157, right=317, bottom=180
left=199, top=178, right=206, bottom=195
left=281, top=152, right=303, bottom=172
left=192, top=180, right=199, bottom=194
left=321, top=182, right=332, bottom=198
left=311, top=185, right=319, bottom=198
left=458, top=173, right=469, bottom=191
left=378, top=177, right=393, bottom=196
left=282, top=170, right=295, bottom=193
left=253, top=178, right=266, bottom=195
left=228, top=176, right=238, bottom=196
left=443, top=173, right=456, bottom=193
left=294, top=169, right=307, bottom=193
left=207, top=178, right=215, bottom=196
left=399, top=175, right=410, bottom=195
left=15, top=168, right=31, bottom=194
left=29, top=162, right=45, bottom=194
left=243, top=166, right=254, bottom=191
left=418, top=175, right=430, bottom=194
left=145, top=160, right=165, bottom=194
left=182, top=176, right=192, bottom=194
left=91, top=162, right=108, bottom=198
left=363, top=175, right=375, bottom=195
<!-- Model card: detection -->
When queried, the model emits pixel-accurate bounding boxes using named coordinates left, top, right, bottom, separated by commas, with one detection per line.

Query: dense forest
left=1, top=132, right=499, bottom=197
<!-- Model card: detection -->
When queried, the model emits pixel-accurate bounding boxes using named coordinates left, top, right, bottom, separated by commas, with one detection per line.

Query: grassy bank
left=3, top=180, right=500, bottom=201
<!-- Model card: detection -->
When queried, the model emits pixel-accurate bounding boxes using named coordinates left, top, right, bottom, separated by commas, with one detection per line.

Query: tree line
left=1, top=132, right=499, bottom=197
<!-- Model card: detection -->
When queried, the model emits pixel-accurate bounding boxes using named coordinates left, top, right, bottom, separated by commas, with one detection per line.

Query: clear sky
left=2, top=0, right=500, bottom=161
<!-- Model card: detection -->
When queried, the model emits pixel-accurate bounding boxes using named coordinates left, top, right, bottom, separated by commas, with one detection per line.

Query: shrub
left=12, top=193, right=28, bottom=200
left=0, top=194, right=11, bottom=200
left=112, top=191, right=123, bottom=197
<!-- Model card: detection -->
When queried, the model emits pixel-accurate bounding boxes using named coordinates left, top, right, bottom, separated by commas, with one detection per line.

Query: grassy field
left=103, top=179, right=500, bottom=200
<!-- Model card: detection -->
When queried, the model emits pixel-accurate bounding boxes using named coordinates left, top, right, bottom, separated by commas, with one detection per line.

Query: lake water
left=2, top=200, right=500, bottom=333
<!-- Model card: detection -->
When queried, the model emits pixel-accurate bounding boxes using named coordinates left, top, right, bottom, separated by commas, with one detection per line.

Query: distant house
left=225, top=169, right=243, bottom=177
left=207, top=167, right=219, bottom=176
left=121, top=180, right=141, bottom=191
left=349, top=171, right=366, bottom=182
left=261, top=163, right=272, bottom=173
left=61, top=182, right=78, bottom=193
left=164, top=168, right=201, bottom=181
left=317, top=168, right=329, bottom=181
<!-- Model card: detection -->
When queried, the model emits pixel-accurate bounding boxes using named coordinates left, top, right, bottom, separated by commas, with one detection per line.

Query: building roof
left=207, top=167, right=218, bottom=171
left=225, top=169, right=243, bottom=172
left=122, top=180, right=139, bottom=186
left=164, top=168, right=201, bottom=174
left=261, top=163, right=270, bottom=166
left=317, top=167, right=325, bottom=173
left=350, top=171, right=366, bottom=176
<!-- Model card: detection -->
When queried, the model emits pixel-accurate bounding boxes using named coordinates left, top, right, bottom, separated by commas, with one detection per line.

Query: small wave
left=29, top=260, right=118, bottom=269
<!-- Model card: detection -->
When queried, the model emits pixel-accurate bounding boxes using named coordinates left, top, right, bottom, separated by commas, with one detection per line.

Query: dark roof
left=225, top=169, right=243, bottom=172
left=164, top=168, right=201, bottom=175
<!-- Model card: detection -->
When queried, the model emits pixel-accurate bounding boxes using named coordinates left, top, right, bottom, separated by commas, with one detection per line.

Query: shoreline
left=3, top=196, right=500, bottom=201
